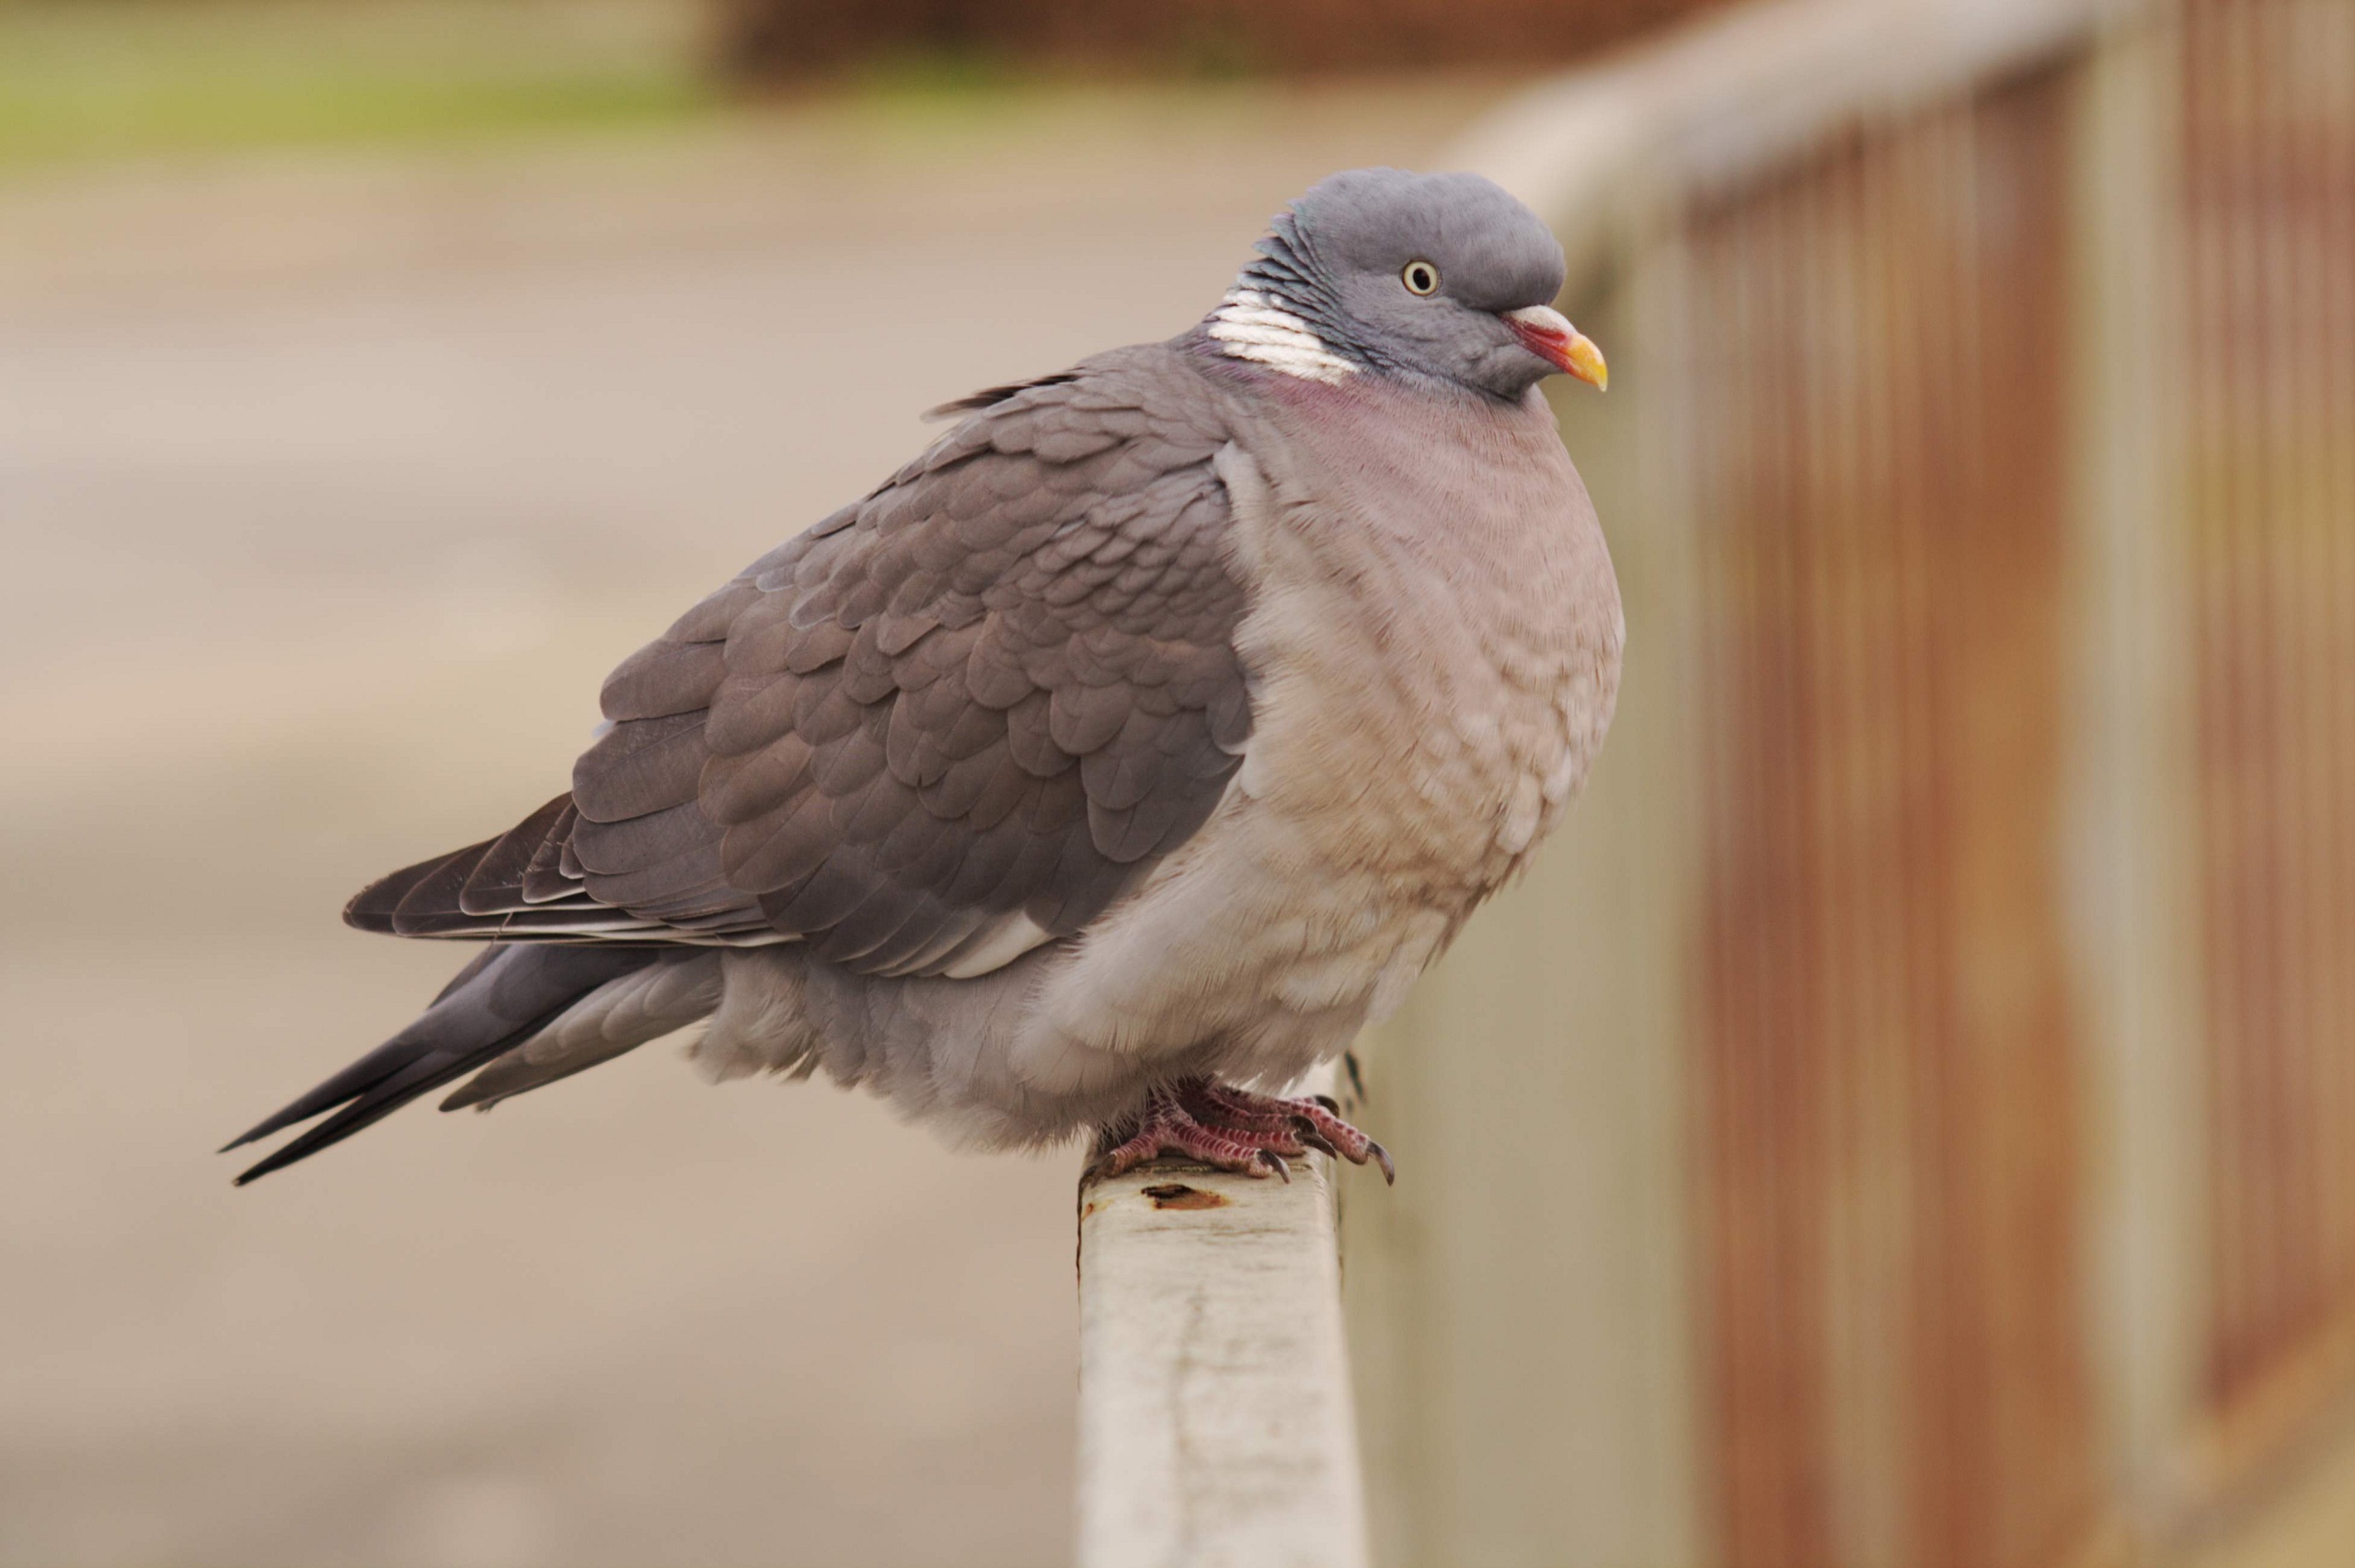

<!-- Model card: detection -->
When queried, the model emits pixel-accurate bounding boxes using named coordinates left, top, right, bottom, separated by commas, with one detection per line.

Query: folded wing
left=349, top=349, right=1255, bottom=979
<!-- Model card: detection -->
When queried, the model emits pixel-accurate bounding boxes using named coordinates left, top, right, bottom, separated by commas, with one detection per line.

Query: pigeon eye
left=1401, top=260, right=1441, bottom=296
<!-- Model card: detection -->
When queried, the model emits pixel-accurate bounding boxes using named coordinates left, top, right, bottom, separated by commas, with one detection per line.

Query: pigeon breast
left=1009, top=364, right=1624, bottom=1096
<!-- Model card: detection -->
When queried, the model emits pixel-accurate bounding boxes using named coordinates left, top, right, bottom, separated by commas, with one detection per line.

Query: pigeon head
left=1205, top=167, right=1607, bottom=401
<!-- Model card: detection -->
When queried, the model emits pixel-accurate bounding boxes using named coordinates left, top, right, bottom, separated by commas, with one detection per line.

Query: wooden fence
left=2182, top=0, right=2355, bottom=1479
left=1075, top=1, right=2355, bottom=1563
left=1359, top=0, right=2355, bottom=1562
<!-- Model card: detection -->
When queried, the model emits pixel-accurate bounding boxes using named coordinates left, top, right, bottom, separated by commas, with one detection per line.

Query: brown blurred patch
left=711, top=0, right=1732, bottom=83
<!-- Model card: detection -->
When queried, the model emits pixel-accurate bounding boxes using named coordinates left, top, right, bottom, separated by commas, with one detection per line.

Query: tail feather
left=439, top=953, right=724, bottom=1113
left=225, top=944, right=652, bottom=1184
left=430, top=945, right=500, bottom=1007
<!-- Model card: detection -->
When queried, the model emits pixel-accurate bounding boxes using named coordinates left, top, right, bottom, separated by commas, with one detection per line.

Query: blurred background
left=1, top=2, right=2350, bottom=1567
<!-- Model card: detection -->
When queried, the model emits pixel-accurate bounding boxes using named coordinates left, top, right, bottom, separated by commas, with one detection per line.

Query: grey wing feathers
left=349, top=348, right=1254, bottom=978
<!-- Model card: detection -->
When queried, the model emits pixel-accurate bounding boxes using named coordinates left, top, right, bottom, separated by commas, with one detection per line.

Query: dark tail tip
left=224, top=944, right=649, bottom=1185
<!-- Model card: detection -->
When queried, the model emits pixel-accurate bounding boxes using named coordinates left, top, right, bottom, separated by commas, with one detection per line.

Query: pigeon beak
left=1502, top=305, right=1608, bottom=391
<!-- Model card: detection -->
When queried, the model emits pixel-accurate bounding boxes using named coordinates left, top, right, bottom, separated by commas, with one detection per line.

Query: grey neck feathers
left=1199, top=214, right=1373, bottom=385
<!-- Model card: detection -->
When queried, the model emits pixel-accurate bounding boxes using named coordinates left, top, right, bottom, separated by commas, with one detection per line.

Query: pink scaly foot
left=1087, top=1077, right=1396, bottom=1185
left=1088, top=1081, right=1301, bottom=1182
left=1197, top=1082, right=1396, bottom=1184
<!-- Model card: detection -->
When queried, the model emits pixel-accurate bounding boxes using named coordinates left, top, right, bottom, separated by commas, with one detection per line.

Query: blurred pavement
left=0, top=84, right=1499, bottom=1568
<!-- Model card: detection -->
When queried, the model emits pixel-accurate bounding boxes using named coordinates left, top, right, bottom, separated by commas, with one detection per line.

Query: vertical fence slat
left=2183, top=0, right=2355, bottom=1481
left=1684, top=63, right=2098, bottom=1568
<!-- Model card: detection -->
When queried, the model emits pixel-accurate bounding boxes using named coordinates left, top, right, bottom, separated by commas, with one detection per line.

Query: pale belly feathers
left=1005, top=378, right=1624, bottom=1099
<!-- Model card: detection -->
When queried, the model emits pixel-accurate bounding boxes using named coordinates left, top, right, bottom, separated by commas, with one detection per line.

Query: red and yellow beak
left=1502, top=305, right=1608, bottom=391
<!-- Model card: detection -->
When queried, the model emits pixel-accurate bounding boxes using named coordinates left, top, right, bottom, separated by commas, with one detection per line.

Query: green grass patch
left=0, top=0, right=718, bottom=168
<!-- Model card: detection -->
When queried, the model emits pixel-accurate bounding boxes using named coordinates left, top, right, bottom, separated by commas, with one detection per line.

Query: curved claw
left=1292, top=1125, right=1343, bottom=1160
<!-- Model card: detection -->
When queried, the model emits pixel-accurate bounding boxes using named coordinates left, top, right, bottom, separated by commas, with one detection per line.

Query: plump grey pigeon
left=225, top=167, right=1621, bottom=1186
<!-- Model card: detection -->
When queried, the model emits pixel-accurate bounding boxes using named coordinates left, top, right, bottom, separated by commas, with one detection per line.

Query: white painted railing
left=1075, top=1149, right=1368, bottom=1568
left=1074, top=1054, right=1367, bottom=1568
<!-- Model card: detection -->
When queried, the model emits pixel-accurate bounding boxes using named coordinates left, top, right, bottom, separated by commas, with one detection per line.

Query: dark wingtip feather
left=459, top=795, right=571, bottom=916
left=349, top=795, right=579, bottom=936
left=345, top=852, right=459, bottom=933
left=391, top=841, right=499, bottom=935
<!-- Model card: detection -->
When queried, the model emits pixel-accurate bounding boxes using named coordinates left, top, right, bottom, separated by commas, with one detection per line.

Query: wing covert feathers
left=258, top=349, right=1259, bottom=1181
left=347, top=347, right=1254, bottom=977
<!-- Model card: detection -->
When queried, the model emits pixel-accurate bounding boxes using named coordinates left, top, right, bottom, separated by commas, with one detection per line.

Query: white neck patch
left=1205, top=289, right=1359, bottom=384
